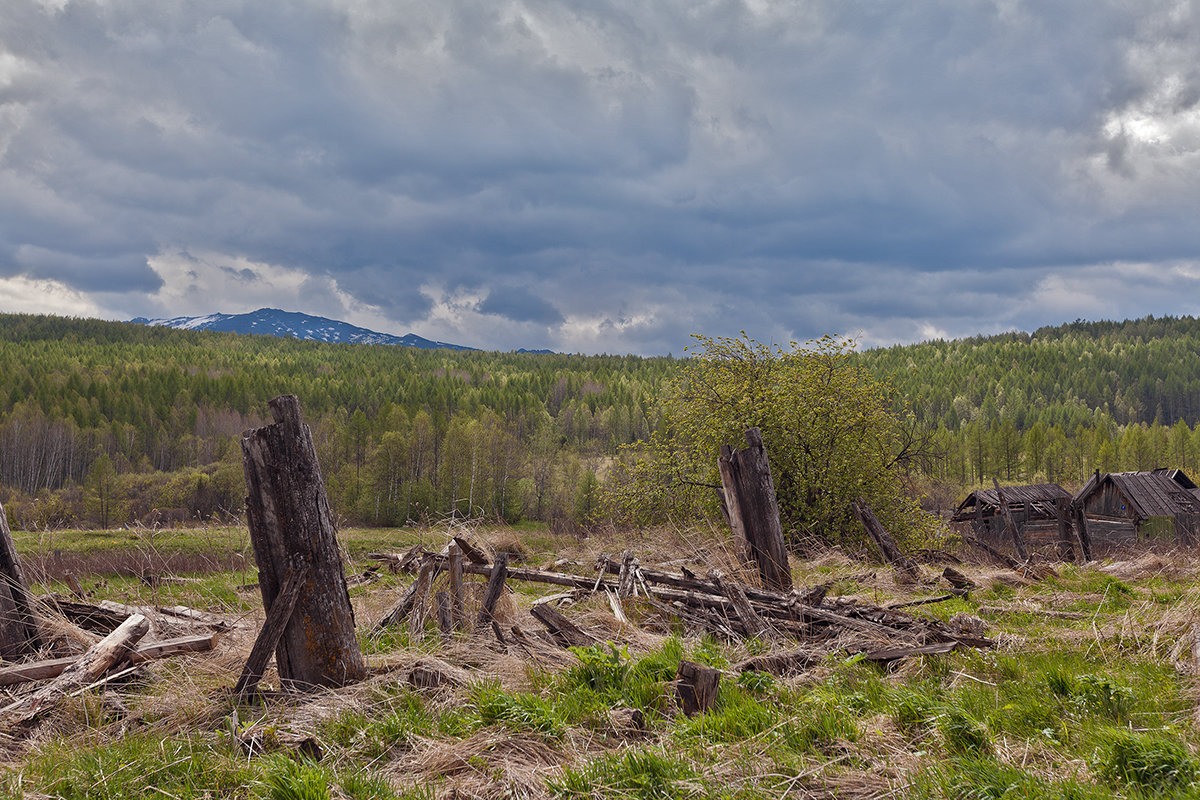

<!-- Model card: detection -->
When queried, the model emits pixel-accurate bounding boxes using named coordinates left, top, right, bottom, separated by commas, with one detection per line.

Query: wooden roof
left=1073, top=468, right=1200, bottom=520
left=950, top=483, right=1071, bottom=522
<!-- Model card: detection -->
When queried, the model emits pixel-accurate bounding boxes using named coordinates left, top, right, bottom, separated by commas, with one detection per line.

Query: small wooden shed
left=950, top=483, right=1072, bottom=548
left=1072, top=469, right=1200, bottom=547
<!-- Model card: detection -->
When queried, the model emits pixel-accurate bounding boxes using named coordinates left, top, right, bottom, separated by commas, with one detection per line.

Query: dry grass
left=7, top=525, right=1200, bottom=800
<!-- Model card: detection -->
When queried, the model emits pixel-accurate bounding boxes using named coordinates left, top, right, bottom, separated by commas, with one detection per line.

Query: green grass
left=8, top=525, right=1200, bottom=800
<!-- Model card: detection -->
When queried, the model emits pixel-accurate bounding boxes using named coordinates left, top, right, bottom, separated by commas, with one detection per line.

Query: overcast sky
left=2, top=0, right=1199, bottom=355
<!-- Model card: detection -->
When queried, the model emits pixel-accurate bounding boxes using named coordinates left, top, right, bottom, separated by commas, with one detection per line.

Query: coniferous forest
left=2, top=311, right=1200, bottom=531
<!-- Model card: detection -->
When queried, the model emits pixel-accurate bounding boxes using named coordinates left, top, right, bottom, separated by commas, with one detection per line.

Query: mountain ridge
left=129, top=307, right=481, bottom=351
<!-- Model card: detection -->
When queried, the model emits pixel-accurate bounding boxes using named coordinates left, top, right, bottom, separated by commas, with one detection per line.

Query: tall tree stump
left=241, top=395, right=366, bottom=690
left=0, top=500, right=40, bottom=659
left=717, top=428, right=793, bottom=592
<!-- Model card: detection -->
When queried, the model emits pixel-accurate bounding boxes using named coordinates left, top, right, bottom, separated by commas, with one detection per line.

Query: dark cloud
left=478, top=286, right=564, bottom=326
left=2, top=0, right=1200, bottom=353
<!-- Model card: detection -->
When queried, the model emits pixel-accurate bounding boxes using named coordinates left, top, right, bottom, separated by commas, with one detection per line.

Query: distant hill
left=130, top=307, right=478, bottom=351
left=858, top=314, right=1200, bottom=431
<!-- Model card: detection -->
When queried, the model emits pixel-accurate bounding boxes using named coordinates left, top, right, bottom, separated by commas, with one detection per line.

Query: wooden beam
left=992, top=479, right=1029, bottom=561
left=234, top=559, right=310, bottom=699
left=851, top=500, right=919, bottom=584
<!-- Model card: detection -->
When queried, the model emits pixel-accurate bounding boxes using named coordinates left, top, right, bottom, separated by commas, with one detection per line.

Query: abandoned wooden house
left=1072, top=469, right=1200, bottom=548
left=949, top=483, right=1073, bottom=549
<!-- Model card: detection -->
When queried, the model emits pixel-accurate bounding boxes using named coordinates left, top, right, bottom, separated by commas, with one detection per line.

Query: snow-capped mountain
left=130, top=308, right=477, bottom=351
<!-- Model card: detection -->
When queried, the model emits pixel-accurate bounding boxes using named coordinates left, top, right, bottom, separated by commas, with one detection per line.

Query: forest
left=2, top=311, right=1200, bottom=531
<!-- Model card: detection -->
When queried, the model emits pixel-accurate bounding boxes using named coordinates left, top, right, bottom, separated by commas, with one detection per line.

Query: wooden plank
left=448, top=542, right=465, bottom=631
left=452, top=536, right=490, bottom=565
left=476, top=552, right=509, bottom=627
left=709, top=570, right=770, bottom=639
left=859, top=641, right=957, bottom=662
left=529, top=604, right=595, bottom=648
left=851, top=500, right=920, bottom=584
left=616, top=551, right=638, bottom=599
left=408, top=557, right=435, bottom=641
left=234, top=559, right=310, bottom=699
left=0, top=633, right=218, bottom=687
left=3, top=613, right=149, bottom=724
left=435, top=591, right=453, bottom=638
left=993, top=479, right=1029, bottom=561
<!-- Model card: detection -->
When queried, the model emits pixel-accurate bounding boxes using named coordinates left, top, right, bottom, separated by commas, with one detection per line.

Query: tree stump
left=717, top=428, right=793, bottom=592
left=241, top=395, right=366, bottom=690
left=675, top=660, right=720, bottom=716
left=0, top=500, right=40, bottom=659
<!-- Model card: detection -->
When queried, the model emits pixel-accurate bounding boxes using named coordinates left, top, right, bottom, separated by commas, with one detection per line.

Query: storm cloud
left=2, top=0, right=1200, bottom=353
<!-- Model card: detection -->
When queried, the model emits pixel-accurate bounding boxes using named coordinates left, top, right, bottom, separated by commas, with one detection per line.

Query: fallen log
left=453, top=536, right=491, bottom=565
left=735, top=648, right=821, bottom=676
left=709, top=570, right=771, bottom=639
left=3, top=613, right=149, bottom=724
left=530, top=604, right=596, bottom=648
left=859, top=641, right=957, bottom=663
left=942, top=567, right=976, bottom=592
left=0, top=633, right=219, bottom=687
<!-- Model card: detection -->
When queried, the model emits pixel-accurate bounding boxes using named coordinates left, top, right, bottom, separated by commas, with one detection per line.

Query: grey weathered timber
left=435, top=591, right=453, bottom=638
left=476, top=552, right=509, bottom=627
left=452, top=536, right=490, bottom=565
left=709, top=569, right=771, bottom=639
left=716, top=428, right=793, bottom=592
left=408, top=557, right=435, bottom=640
left=3, top=613, right=148, bottom=724
left=1056, top=498, right=1076, bottom=562
left=675, top=660, right=720, bottom=716
left=1073, top=504, right=1094, bottom=562
left=850, top=500, right=920, bottom=584
left=992, top=479, right=1029, bottom=562
left=530, top=603, right=595, bottom=648
left=234, top=558, right=311, bottom=699
left=942, top=566, right=976, bottom=592
left=616, top=550, right=638, bottom=598
left=241, top=395, right=366, bottom=690
left=0, top=500, right=40, bottom=659
left=0, top=633, right=217, bottom=688
left=448, top=543, right=465, bottom=630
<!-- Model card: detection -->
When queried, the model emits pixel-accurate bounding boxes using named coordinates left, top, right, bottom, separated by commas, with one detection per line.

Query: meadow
left=0, top=522, right=1197, bottom=800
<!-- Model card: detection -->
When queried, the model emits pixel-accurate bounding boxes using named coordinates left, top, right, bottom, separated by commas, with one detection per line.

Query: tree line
left=4, top=312, right=1200, bottom=531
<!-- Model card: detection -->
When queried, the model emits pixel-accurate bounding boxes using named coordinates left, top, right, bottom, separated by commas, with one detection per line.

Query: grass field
left=2, top=523, right=1199, bottom=799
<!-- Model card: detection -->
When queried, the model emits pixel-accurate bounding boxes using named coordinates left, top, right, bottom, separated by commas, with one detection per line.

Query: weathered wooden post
left=241, top=395, right=366, bottom=690
left=717, top=428, right=793, bottom=593
left=992, top=479, right=1029, bottom=562
left=1073, top=503, right=1094, bottom=562
left=851, top=500, right=920, bottom=584
left=0, top=500, right=41, bottom=659
left=1056, top=498, right=1076, bottom=562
